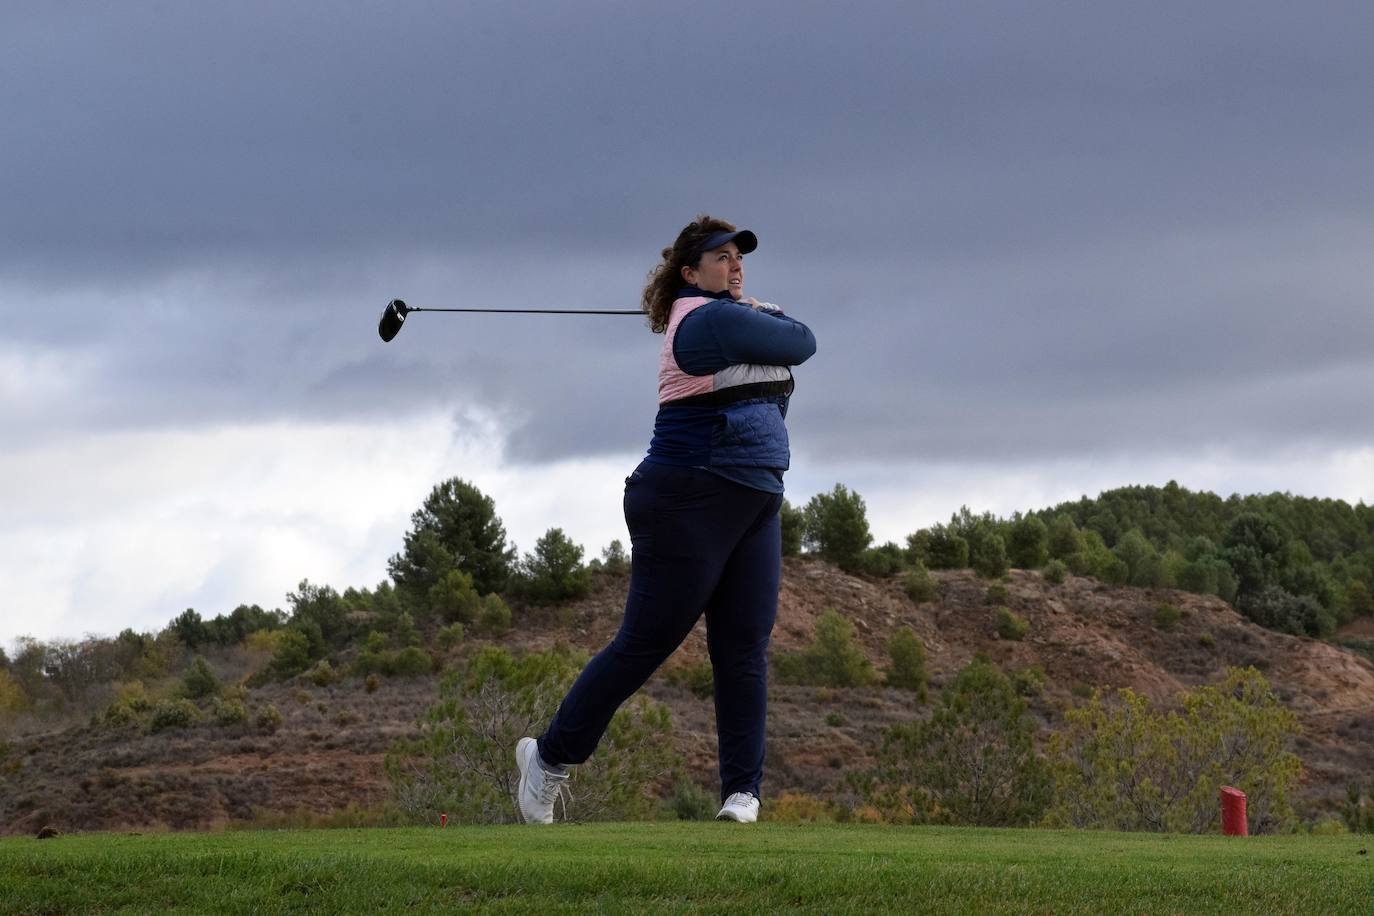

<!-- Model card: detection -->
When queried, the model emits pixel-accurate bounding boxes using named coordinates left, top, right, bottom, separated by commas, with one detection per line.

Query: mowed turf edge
left=1, top=823, right=1370, bottom=914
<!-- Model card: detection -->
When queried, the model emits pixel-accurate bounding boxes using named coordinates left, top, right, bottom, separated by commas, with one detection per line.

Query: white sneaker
left=515, top=737, right=569, bottom=824
left=716, top=791, right=759, bottom=823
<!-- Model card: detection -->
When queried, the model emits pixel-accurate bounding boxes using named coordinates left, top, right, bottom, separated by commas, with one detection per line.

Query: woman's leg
left=704, top=492, right=784, bottom=800
left=537, top=465, right=764, bottom=767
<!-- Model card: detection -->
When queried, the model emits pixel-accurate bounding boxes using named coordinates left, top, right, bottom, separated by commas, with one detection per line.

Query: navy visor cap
left=694, top=229, right=757, bottom=260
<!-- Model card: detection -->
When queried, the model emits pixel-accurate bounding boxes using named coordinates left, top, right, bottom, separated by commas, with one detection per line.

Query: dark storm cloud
left=4, top=1, right=1373, bottom=464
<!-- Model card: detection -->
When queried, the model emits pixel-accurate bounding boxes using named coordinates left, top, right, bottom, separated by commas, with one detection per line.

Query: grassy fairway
left=2, top=823, right=1370, bottom=914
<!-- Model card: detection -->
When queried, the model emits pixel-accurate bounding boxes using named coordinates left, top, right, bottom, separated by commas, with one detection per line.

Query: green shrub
left=429, top=569, right=482, bottom=625
left=884, top=627, right=928, bottom=700
left=1043, top=559, right=1067, bottom=585
left=390, top=647, right=433, bottom=677
left=477, top=594, right=512, bottom=635
left=256, top=704, right=284, bottom=733
left=856, top=656, right=1049, bottom=826
left=902, top=562, right=937, bottom=603
left=1199, top=632, right=1216, bottom=648
left=971, top=532, right=1009, bottom=579
left=665, top=660, right=714, bottom=699
left=995, top=607, right=1028, bottom=641
left=181, top=656, right=220, bottom=700
left=213, top=699, right=249, bottom=726
left=1153, top=603, right=1182, bottom=631
left=802, top=484, right=873, bottom=573
left=773, top=609, right=877, bottom=688
left=597, top=539, right=630, bottom=575
left=667, top=776, right=718, bottom=821
left=364, top=674, right=380, bottom=694
left=1007, top=515, right=1049, bottom=568
left=1046, top=516, right=1084, bottom=560
left=918, top=526, right=969, bottom=570
left=1047, top=667, right=1302, bottom=834
left=1011, top=665, right=1047, bottom=697
left=392, top=612, right=421, bottom=648
left=985, top=584, right=1009, bottom=605
left=307, top=660, right=340, bottom=687
left=825, top=711, right=845, bottom=727
left=149, top=697, right=202, bottom=732
left=437, top=622, right=465, bottom=651
left=266, top=628, right=314, bottom=681
left=859, top=542, right=906, bottom=578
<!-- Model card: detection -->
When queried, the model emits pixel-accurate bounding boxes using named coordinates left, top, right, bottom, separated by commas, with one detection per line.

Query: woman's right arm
left=673, top=301, right=817, bottom=374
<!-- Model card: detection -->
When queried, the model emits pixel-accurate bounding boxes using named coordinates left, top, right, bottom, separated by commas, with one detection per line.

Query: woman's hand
left=740, top=297, right=783, bottom=314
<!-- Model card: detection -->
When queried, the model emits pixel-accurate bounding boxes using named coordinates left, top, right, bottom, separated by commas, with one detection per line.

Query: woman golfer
left=516, top=215, right=817, bottom=823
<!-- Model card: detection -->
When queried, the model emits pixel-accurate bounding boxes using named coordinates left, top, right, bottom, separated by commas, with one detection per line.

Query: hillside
left=3, top=560, right=1373, bottom=835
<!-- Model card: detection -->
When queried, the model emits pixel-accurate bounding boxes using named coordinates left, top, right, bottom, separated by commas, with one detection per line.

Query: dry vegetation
left=4, top=560, right=1373, bottom=835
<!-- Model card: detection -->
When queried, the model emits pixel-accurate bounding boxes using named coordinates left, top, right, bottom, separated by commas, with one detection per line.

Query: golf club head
left=378, top=299, right=410, bottom=342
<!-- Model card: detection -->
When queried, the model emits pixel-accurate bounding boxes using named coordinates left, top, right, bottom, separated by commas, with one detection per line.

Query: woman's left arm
left=703, top=301, right=817, bottom=367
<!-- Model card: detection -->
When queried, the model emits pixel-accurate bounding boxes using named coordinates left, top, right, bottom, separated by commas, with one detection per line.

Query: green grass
left=1, top=823, right=1370, bottom=914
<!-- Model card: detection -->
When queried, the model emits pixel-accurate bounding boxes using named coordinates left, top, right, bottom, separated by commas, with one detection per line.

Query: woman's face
left=682, top=241, right=744, bottom=299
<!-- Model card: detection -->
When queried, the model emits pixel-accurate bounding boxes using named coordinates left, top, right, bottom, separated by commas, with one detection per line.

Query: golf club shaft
left=408, top=307, right=641, bottom=314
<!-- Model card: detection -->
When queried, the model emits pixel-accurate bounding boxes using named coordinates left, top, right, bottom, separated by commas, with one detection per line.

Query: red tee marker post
left=440, top=813, right=448, bottom=828
left=1220, top=787, right=1248, bottom=836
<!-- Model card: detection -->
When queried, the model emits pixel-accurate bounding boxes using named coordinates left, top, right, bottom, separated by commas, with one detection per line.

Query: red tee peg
left=1220, top=786, right=1248, bottom=836
left=440, top=813, right=447, bottom=828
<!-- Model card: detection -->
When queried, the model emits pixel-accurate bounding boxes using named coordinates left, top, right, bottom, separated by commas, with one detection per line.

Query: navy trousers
left=538, top=460, right=783, bottom=801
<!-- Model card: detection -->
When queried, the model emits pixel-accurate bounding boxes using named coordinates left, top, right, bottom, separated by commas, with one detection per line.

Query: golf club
left=378, top=299, right=641, bottom=342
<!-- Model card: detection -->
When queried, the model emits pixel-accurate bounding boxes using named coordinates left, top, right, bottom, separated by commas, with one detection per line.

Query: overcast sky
left=4, top=1, right=1373, bottom=648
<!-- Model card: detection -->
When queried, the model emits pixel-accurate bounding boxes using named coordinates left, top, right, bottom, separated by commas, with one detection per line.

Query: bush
left=477, top=594, right=512, bottom=635
left=307, top=660, right=340, bottom=687
left=773, top=609, right=877, bottom=688
left=1153, top=603, right=1182, bottom=631
left=1043, top=558, right=1067, bottom=585
left=390, top=647, right=434, bottom=678
left=985, top=584, right=1009, bottom=605
left=765, top=792, right=837, bottom=823
left=855, top=656, right=1049, bottom=826
left=598, top=539, right=630, bottom=575
left=1011, top=665, right=1046, bottom=697
left=995, top=607, right=1028, bottom=641
left=213, top=699, right=249, bottom=726
left=103, top=681, right=153, bottom=726
left=902, top=562, right=937, bottom=603
left=665, top=660, right=714, bottom=699
left=385, top=645, right=679, bottom=824
left=802, top=484, right=873, bottom=573
left=266, top=628, right=313, bottom=681
left=1047, top=667, right=1302, bottom=834
left=1046, top=516, right=1084, bottom=560
left=918, top=526, right=969, bottom=570
left=1240, top=585, right=1336, bottom=638
left=256, top=704, right=284, bottom=733
left=517, top=528, right=591, bottom=605
left=364, top=674, right=380, bottom=694
left=884, top=627, right=927, bottom=700
left=181, top=656, right=220, bottom=700
left=428, top=569, right=482, bottom=626
left=970, top=532, right=1009, bottom=579
left=667, top=776, right=718, bottom=821
left=437, top=622, right=465, bottom=651
left=1007, top=515, right=1049, bottom=569
left=779, top=500, right=805, bottom=558
left=149, top=697, right=202, bottom=732
left=858, top=542, right=906, bottom=578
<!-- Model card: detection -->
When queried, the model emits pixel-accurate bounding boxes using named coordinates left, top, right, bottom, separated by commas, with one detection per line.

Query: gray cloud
left=4, top=0, right=1374, bottom=469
